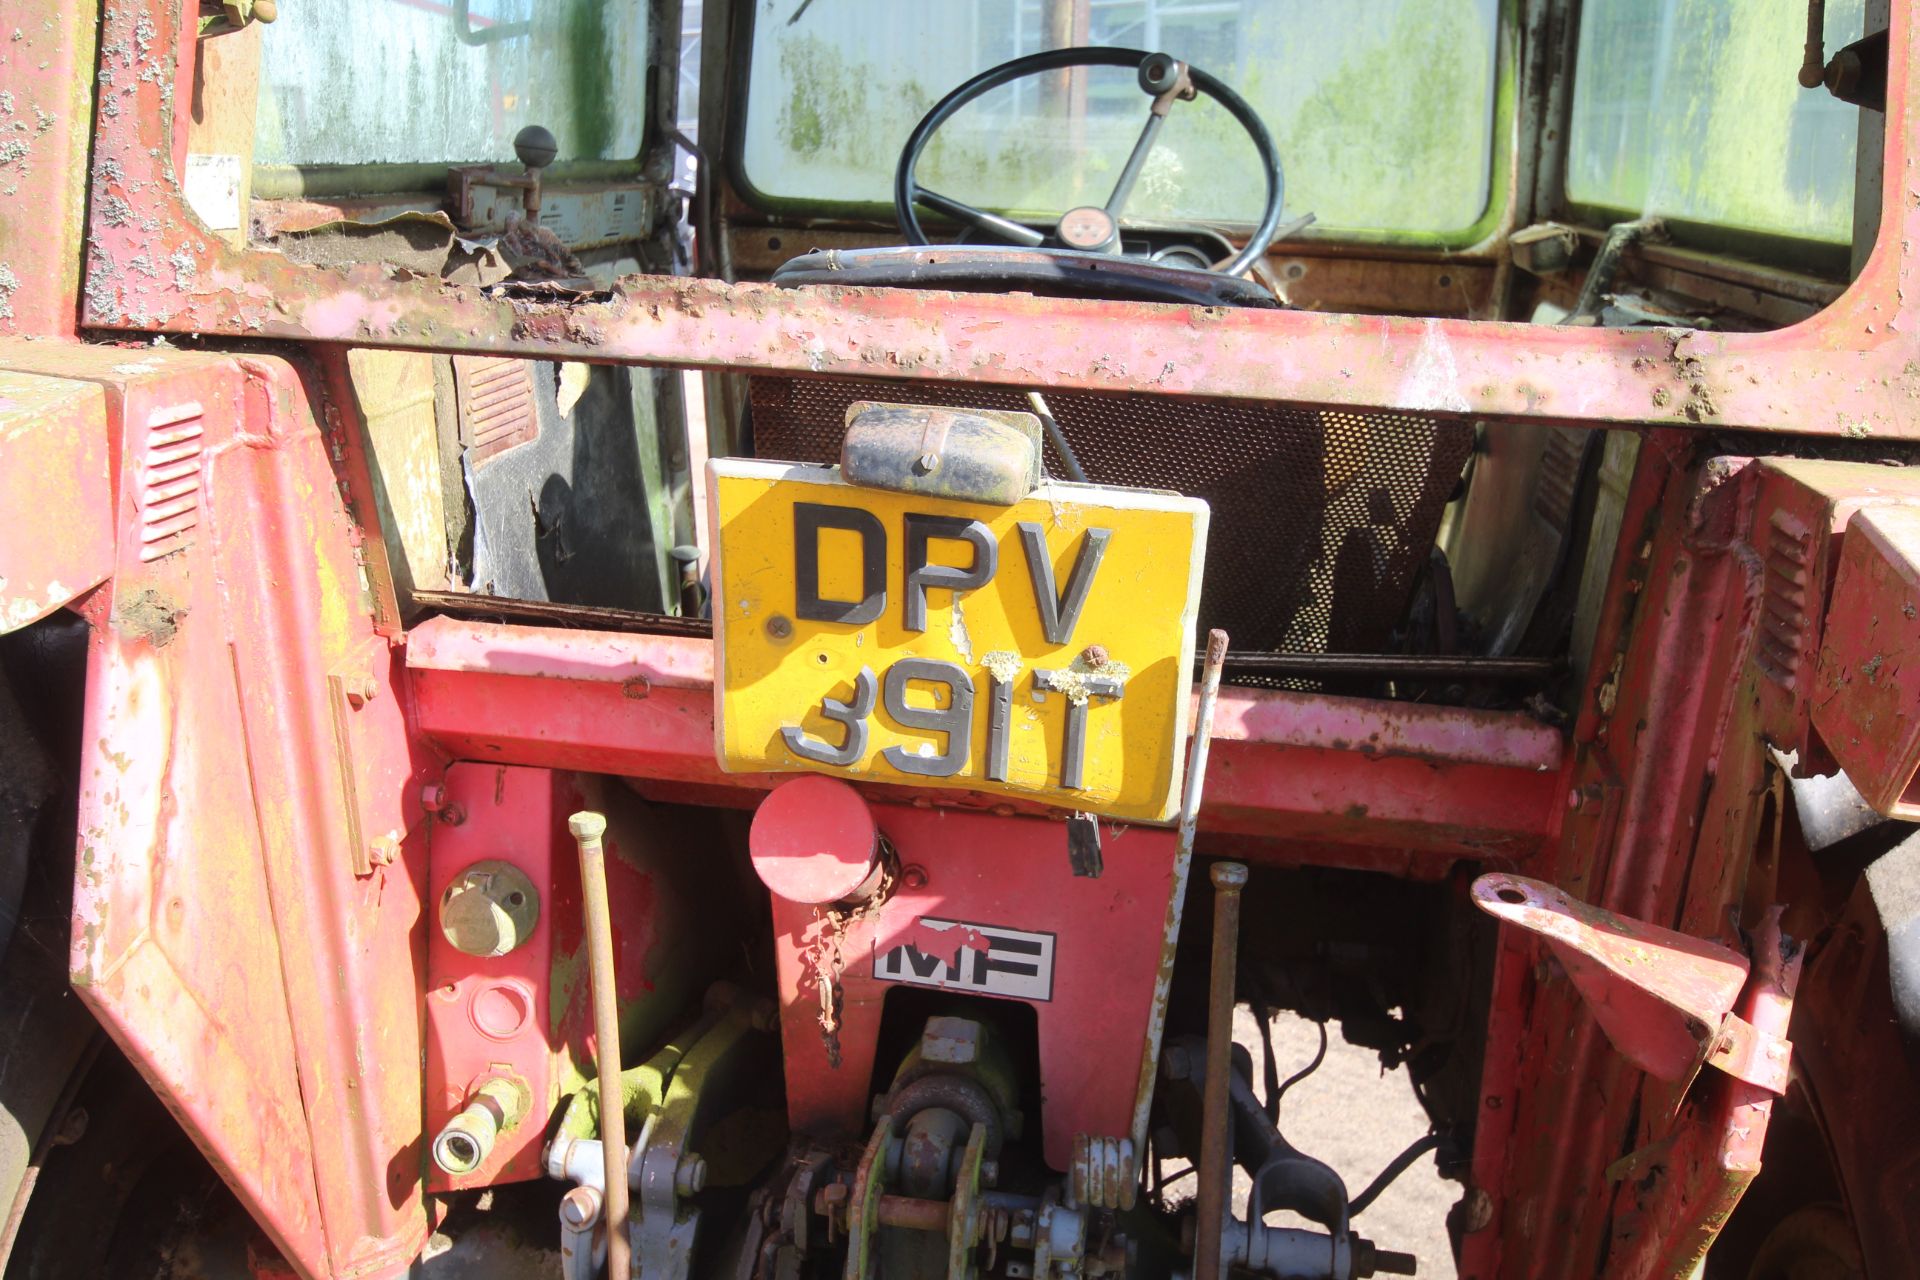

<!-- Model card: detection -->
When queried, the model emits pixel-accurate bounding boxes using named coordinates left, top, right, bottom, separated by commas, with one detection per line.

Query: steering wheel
left=895, top=47, right=1286, bottom=277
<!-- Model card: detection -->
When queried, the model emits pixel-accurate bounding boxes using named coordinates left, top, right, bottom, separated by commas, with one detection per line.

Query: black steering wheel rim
left=893, top=46, right=1286, bottom=278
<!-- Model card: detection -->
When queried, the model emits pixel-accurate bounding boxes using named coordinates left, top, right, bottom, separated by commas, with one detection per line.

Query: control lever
left=448, top=123, right=558, bottom=227
left=1194, top=859, right=1248, bottom=1280
left=571, top=810, right=631, bottom=1280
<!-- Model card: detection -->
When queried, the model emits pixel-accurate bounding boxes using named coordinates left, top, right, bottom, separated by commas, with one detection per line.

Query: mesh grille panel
left=748, top=377, right=1472, bottom=655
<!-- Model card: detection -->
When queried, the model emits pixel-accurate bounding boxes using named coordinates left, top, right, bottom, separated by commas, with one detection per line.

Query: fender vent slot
left=453, top=356, right=539, bottom=467
left=1757, top=511, right=1813, bottom=688
left=137, top=401, right=204, bottom=562
left=1531, top=430, right=1586, bottom=531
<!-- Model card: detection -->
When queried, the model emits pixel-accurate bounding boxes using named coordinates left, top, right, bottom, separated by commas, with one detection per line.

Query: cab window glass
left=740, top=0, right=1502, bottom=237
left=255, top=0, right=649, bottom=167
left=1566, top=0, right=1865, bottom=243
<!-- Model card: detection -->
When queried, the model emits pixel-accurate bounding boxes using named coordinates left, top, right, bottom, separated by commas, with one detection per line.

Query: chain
left=804, top=838, right=898, bottom=1069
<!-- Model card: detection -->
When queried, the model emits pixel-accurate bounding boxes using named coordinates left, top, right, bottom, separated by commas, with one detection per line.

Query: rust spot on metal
left=111, top=584, right=186, bottom=646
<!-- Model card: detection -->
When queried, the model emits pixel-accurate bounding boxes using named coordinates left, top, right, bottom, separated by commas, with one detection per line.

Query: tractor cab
left=0, top=5, right=1915, bottom=1280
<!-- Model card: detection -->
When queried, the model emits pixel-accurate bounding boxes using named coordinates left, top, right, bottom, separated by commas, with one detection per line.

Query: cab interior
left=198, top=0, right=1892, bottom=717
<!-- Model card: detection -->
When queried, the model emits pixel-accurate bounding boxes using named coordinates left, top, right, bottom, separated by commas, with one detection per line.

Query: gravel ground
left=1162, top=1007, right=1459, bottom=1279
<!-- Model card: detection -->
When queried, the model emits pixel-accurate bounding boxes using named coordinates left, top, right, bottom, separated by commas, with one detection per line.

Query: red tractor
left=1, top=2, right=1916, bottom=1278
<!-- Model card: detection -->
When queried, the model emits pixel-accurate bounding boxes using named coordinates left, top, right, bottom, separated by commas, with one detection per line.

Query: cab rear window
left=254, top=0, right=649, bottom=167
left=738, top=0, right=1502, bottom=238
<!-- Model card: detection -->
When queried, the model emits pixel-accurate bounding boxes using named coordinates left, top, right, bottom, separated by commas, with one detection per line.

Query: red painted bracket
left=1471, top=874, right=1791, bottom=1095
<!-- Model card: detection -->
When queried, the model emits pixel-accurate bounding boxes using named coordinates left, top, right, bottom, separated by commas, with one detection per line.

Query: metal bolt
left=1210, top=862, right=1248, bottom=892
left=765, top=614, right=794, bottom=641
left=900, top=864, right=929, bottom=890
left=1161, top=1044, right=1194, bottom=1081
left=1080, top=644, right=1110, bottom=670
left=369, top=835, right=399, bottom=866
left=918, top=451, right=941, bottom=473
left=421, top=782, right=449, bottom=813
left=560, top=1185, right=602, bottom=1228
left=921, top=1016, right=981, bottom=1065
left=345, top=673, right=379, bottom=708
left=675, top=1153, right=708, bottom=1196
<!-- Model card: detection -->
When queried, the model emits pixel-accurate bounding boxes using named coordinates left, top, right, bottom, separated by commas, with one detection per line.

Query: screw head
left=765, top=614, right=793, bottom=641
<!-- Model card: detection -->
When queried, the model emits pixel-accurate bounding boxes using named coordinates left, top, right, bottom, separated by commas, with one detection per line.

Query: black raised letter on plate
left=903, top=515, right=997, bottom=632
left=881, top=658, right=975, bottom=777
left=782, top=666, right=877, bottom=766
left=1019, top=523, right=1111, bottom=646
left=794, top=503, right=886, bottom=625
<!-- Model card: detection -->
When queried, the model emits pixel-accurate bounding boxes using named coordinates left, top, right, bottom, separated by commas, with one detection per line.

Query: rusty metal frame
left=402, top=616, right=1569, bottom=865
left=84, top=0, right=1920, bottom=437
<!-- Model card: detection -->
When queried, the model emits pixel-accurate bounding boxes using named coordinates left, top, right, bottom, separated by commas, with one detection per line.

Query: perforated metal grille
left=749, top=377, right=1473, bottom=654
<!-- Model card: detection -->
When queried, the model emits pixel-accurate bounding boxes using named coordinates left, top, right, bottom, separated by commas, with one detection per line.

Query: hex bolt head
left=568, top=811, right=607, bottom=843
left=421, top=782, right=448, bottom=813
left=345, top=673, right=379, bottom=708
left=921, top=1016, right=982, bottom=1065
left=1210, top=862, right=1248, bottom=892
left=369, top=835, right=400, bottom=866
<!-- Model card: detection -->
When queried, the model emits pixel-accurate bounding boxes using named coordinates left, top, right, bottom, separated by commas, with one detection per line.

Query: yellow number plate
left=706, top=460, right=1209, bottom=823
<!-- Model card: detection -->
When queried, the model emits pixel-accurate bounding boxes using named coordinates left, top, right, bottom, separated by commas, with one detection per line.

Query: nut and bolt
left=421, top=782, right=466, bottom=826
left=345, top=673, right=379, bottom=708
left=1567, top=783, right=1605, bottom=814
left=675, top=1153, right=709, bottom=1196
left=368, top=835, right=400, bottom=866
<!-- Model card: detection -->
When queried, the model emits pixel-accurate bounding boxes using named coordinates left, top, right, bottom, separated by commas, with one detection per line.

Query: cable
left=1269, top=1019, right=1328, bottom=1120
left=1349, top=1134, right=1448, bottom=1218
left=1255, top=1003, right=1281, bottom=1123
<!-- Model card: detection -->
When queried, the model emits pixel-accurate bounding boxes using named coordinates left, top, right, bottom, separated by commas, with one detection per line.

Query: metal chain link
left=803, top=838, right=898, bottom=1068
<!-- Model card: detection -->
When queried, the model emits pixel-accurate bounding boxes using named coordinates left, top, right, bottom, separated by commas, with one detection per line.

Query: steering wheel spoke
left=913, top=187, right=1047, bottom=249
left=894, top=47, right=1284, bottom=278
